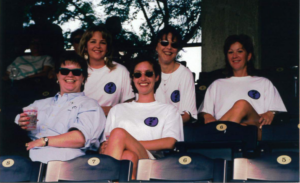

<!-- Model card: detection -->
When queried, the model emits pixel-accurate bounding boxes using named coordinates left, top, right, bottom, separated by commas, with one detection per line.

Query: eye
left=228, top=51, right=233, bottom=54
left=100, top=41, right=107, bottom=44
left=89, top=40, right=96, bottom=43
left=238, top=50, right=244, bottom=53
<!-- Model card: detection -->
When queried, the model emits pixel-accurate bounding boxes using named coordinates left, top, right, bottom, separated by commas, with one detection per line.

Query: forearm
left=48, top=130, right=85, bottom=148
left=139, top=137, right=176, bottom=151
left=182, top=111, right=190, bottom=123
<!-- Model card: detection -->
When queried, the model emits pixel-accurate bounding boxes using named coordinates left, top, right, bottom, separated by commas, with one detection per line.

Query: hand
left=26, top=139, right=44, bottom=150
left=259, top=111, right=275, bottom=128
left=18, top=113, right=33, bottom=130
left=99, top=141, right=108, bottom=154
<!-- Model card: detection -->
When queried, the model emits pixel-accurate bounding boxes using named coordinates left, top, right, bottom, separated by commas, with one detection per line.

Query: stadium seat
left=233, top=151, right=299, bottom=182
left=176, top=121, right=257, bottom=160
left=259, top=122, right=299, bottom=154
left=137, top=152, right=227, bottom=182
left=45, top=154, right=132, bottom=182
left=0, top=155, right=44, bottom=182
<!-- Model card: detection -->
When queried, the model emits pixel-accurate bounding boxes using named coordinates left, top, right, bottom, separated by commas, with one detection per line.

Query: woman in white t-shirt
left=100, top=56, right=183, bottom=179
left=78, top=25, right=134, bottom=116
left=198, top=34, right=286, bottom=138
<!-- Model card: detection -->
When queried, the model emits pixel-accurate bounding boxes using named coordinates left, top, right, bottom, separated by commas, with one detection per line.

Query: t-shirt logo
left=104, top=82, right=116, bottom=94
left=144, top=117, right=159, bottom=127
left=171, top=90, right=180, bottom=103
left=248, top=90, right=260, bottom=99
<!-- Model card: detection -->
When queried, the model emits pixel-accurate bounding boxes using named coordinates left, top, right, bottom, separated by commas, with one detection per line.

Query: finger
left=19, top=122, right=30, bottom=126
left=20, top=113, right=28, bottom=117
left=259, top=117, right=264, bottom=123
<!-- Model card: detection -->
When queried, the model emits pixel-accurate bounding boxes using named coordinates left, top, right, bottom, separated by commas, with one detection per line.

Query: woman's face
left=227, top=42, right=252, bottom=74
left=156, top=33, right=179, bottom=65
left=57, top=61, right=84, bottom=95
left=133, top=61, right=159, bottom=96
left=86, top=31, right=108, bottom=62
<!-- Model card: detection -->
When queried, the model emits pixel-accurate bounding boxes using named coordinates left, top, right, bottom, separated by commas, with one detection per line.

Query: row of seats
left=1, top=151, right=298, bottom=182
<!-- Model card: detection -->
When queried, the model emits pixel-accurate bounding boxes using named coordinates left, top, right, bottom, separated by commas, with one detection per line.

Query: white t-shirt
left=105, top=101, right=184, bottom=142
left=7, top=55, right=53, bottom=80
left=84, top=62, right=135, bottom=106
left=198, top=76, right=287, bottom=120
left=155, top=64, right=197, bottom=119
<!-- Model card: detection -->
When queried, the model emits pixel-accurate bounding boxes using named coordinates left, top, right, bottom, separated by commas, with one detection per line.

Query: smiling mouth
left=163, top=51, right=173, bottom=56
left=65, top=79, right=76, bottom=83
left=139, top=83, right=149, bottom=86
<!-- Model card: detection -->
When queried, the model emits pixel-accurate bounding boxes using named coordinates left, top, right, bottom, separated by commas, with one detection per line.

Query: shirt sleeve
left=43, top=56, right=54, bottom=68
left=162, top=106, right=184, bottom=142
left=69, top=99, right=106, bottom=150
left=179, top=68, right=198, bottom=119
left=263, top=79, right=287, bottom=112
left=120, top=67, right=135, bottom=102
left=198, top=81, right=216, bottom=117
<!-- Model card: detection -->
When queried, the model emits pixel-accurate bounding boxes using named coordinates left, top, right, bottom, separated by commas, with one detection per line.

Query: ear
left=247, top=53, right=252, bottom=61
left=155, top=75, right=159, bottom=82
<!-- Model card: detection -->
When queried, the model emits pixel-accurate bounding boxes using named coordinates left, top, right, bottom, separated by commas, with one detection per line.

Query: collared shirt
left=15, top=92, right=106, bottom=163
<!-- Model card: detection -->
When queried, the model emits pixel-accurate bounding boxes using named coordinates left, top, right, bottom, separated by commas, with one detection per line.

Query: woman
left=16, top=53, right=106, bottom=163
left=3, top=35, right=53, bottom=81
left=100, top=56, right=183, bottom=179
left=78, top=25, right=134, bottom=116
left=154, top=26, right=197, bottom=123
left=198, top=34, right=287, bottom=133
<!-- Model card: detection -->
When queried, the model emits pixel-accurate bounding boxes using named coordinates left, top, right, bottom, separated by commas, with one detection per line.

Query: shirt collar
left=53, top=92, right=85, bottom=102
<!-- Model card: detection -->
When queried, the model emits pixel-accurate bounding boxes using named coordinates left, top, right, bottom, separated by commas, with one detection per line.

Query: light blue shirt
left=15, top=92, right=106, bottom=163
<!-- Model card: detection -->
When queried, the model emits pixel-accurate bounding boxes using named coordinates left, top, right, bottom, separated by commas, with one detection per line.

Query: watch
left=42, top=137, right=49, bottom=147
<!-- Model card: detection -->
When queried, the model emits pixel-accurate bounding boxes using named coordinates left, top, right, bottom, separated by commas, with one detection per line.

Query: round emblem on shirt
left=248, top=90, right=260, bottom=99
left=104, top=82, right=116, bottom=94
left=144, top=117, right=159, bottom=127
left=170, top=90, right=180, bottom=103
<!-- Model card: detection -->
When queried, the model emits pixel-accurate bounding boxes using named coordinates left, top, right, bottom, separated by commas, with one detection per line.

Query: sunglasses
left=59, top=68, right=83, bottom=76
left=133, top=71, right=154, bottom=78
left=160, top=40, right=179, bottom=49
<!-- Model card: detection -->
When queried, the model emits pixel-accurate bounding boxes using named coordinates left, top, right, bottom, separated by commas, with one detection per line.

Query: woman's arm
left=139, top=137, right=177, bottom=151
left=26, top=130, right=85, bottom=150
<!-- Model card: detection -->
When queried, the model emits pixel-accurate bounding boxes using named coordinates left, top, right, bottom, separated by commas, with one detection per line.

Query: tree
left=100, top=0, right=202, bottom=45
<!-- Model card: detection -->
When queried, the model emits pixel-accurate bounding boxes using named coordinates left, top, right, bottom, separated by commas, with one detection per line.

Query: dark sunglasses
left=59, top=68, right=83, bottom=76
left=160, top=40, right=179, bottom=49
left=73, top=38, right=81, bottom=44
left=133, top=71, right=154, bottom=78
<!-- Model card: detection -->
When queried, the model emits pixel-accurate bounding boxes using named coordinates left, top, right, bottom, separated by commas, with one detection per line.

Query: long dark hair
left=223, top=34, right=256, bottom=77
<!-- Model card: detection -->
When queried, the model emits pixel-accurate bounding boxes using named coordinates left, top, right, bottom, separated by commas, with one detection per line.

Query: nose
left=67, top=71, right=74, bottom=76
left=232, top=52, right=238, bottom=58
left=166, top=42, right=172, bottom=49
left=140, top=73, right=147, bottom=81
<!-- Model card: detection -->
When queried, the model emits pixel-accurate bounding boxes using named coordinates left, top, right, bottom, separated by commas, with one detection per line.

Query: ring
left=25, top=143, right=28, bottom=147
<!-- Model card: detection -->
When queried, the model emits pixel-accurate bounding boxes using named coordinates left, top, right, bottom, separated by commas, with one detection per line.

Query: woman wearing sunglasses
left=78, top=25, right=134, bottom=116
left=100, top=56, right=183, bottom=179
left=154, top=26, right=197, bottom=123
left=15, top=53, right=106, bottom=163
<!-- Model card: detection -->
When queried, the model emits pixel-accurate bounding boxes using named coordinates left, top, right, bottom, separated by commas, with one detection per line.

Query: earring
left=56, top=80, right=59, bottom=84
left=82, top=82, right=84, bottom=86
left=84, top=53, right=89, bottom=60
left=104, top=57, right=107, bottom=62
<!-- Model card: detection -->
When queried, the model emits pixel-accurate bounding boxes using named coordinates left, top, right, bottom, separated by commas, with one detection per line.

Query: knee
left=121, top=150, right=139, bottom=164
left=109, top=128, right=128, bottom=141
left=232, top=100, right=251, bottom=109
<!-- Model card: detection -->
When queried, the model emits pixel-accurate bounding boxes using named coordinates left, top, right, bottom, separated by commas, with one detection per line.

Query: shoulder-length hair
left=223, top=34, right=256, bottom=77
left=78, top=25, right=116, bottom=71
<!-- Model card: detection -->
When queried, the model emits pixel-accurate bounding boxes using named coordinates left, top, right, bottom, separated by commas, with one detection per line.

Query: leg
left=219, top=100, right=261, bottom=140
left=121, top=150, right=139, bottom=180
left=103, top=128, right=149, bottom=160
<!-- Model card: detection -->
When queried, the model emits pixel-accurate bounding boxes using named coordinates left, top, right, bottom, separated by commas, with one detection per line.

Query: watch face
left=44, top=137, right=49, bottom=142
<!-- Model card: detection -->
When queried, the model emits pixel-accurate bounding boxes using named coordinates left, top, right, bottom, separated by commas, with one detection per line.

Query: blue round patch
left=144, top=117, right=159, bottom=127
left=104, top=82, right=116, bottom=94
left=248, top=90, right=261, bottom=99
left=171, top=90, right=180, bottom=103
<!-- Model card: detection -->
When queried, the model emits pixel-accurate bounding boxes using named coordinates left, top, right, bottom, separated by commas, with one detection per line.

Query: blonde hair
left=79, top=25, right=116, bottom=70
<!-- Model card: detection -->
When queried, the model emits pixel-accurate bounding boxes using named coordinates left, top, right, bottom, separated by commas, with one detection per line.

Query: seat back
left=0, top=155, right=44, bottom=182
left=137, top=152, right=227, bottom=182
left=176, top=121, right=257, bottom=160
left=233, top=151, right=299, bottom=182
left=45, top=154, right=132, bottom=182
